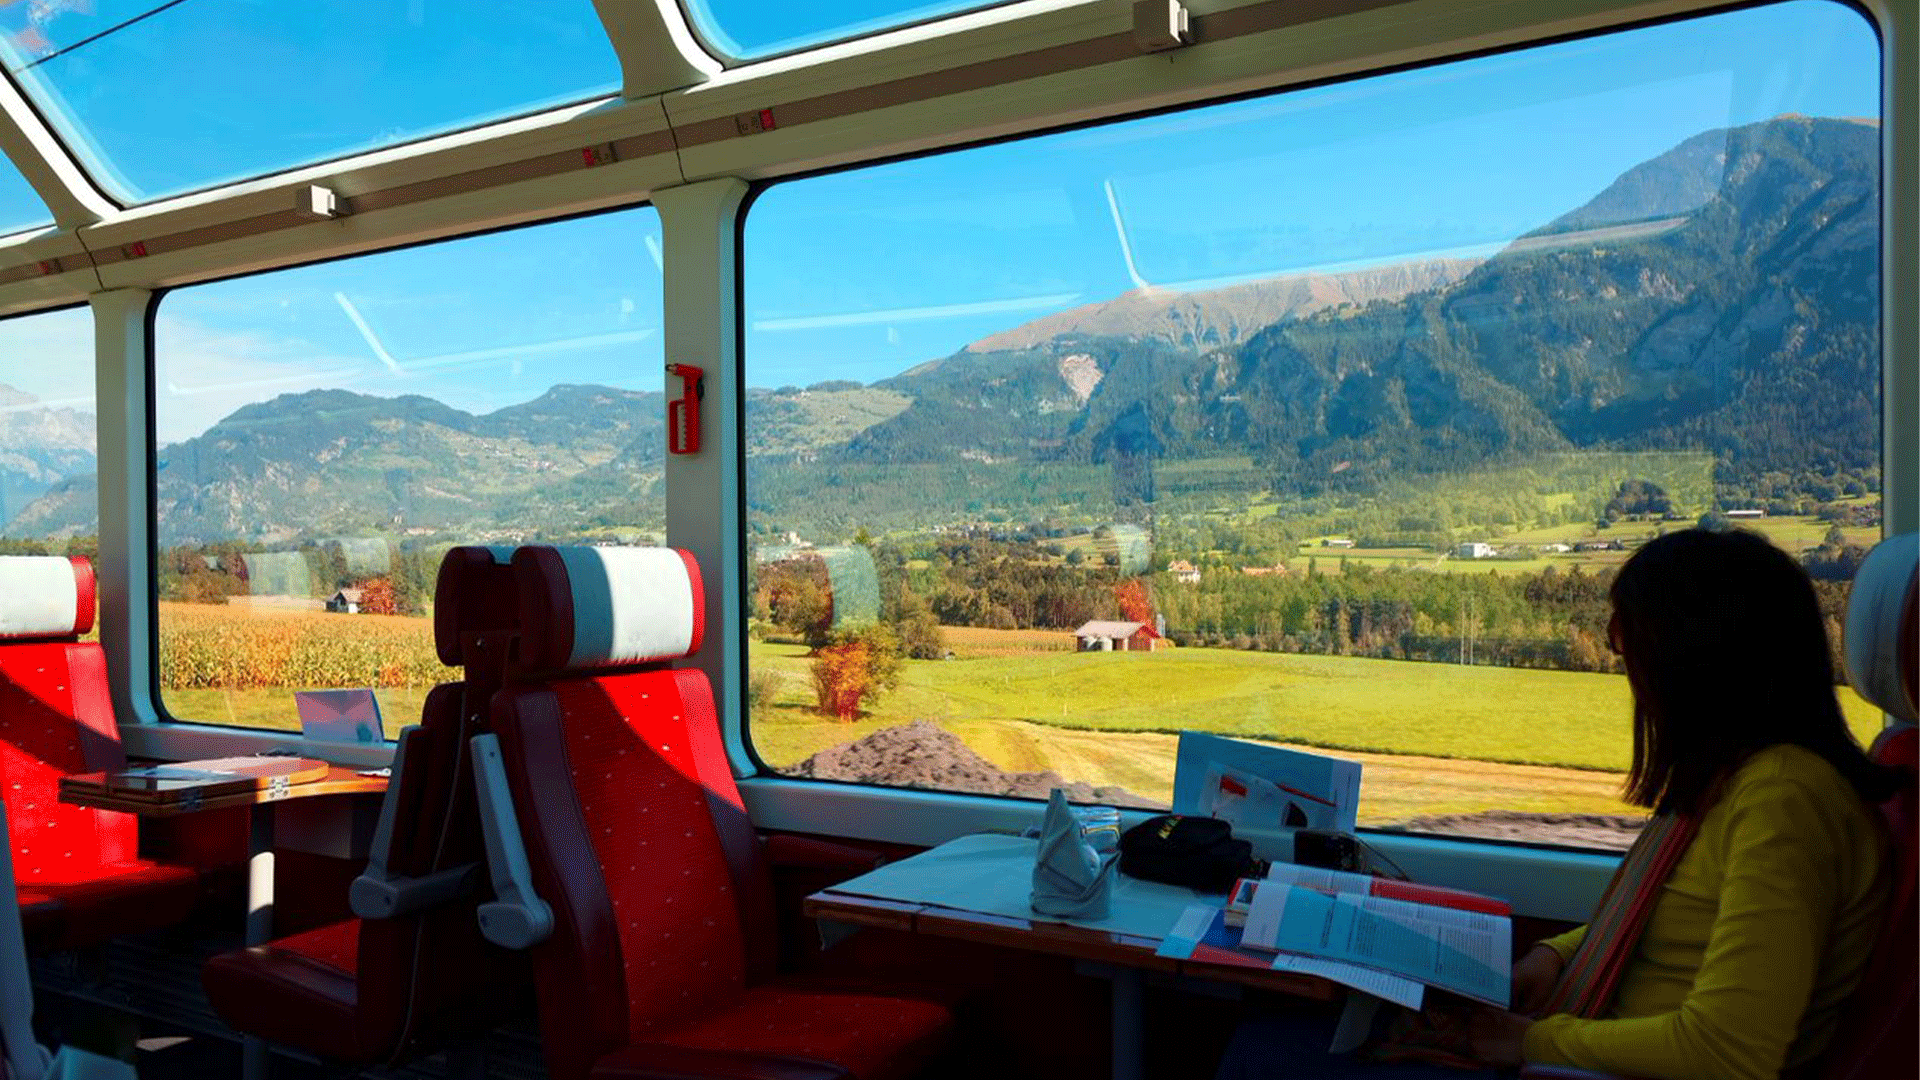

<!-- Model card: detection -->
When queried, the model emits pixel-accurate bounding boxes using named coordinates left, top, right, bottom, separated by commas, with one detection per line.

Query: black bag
left=1118, top=814, right=1256, bottom=893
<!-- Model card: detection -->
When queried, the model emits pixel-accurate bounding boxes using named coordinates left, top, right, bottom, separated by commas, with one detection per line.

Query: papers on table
left=107, top=765, right=237, bottom=782
left=1172, top=732, right=1361, bottom=834
left=1157, top=902, right=1428, bottom=1009
left=1240, top=878, right=1510, bottom=1007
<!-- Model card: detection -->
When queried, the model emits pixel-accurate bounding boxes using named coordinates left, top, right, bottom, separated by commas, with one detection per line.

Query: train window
left=680, top=0, right=1009, bottom=62
left=0, top=0, right=619, bottom=203
left=0, top=158, right=50, bottom=238
left=740, top=0, right=1883, bottom=849
left=149, top=207, right=664, bottom=732
left=0, top=307, right=95, bottom=558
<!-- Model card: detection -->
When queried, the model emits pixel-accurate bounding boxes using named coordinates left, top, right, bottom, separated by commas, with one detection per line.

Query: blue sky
left=0, top=0, right=1885, bottom=441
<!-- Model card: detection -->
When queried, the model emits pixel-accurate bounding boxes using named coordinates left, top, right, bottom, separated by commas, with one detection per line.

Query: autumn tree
left=1115, top=577, right=1157, bottom=631
left=354, top=576, right=399, bottom=615
left=810, top=624, right=903, bottom=721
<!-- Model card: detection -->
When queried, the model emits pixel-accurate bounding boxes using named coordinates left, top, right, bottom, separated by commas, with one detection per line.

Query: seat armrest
left=349, top=862, right=482, bottom=919
left=1520, top=1067, right=1635, bottom=1080
left=349, top=724, right=486, bottom=919
left=761, top=834, right=884, bottom=877
left=469, top=733, right=553, bottom=949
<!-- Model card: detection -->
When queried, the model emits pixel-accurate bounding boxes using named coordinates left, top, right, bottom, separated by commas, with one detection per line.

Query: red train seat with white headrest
left=1820, top=534, right=1916, bottom=1080
left=202, top=545, right=532, bottom=1066
left=510, top=544, right=704, bottom=675
left=491, top=545, right=950, bottom=1080
left=0, top=556, right=199, bottom=951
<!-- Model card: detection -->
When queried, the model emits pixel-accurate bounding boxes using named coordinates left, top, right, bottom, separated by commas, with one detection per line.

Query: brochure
left=1239, top=876, right=1511, bottom=1007
left=1263, top=863, right=1512, bottom=916
left=1172, top=731, right=1362, bottom=834
left=1157, top=902, right=1428, bottom=1009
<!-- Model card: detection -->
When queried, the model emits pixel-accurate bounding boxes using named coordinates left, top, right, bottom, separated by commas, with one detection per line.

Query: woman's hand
left=1468, top=1007, right=1535, bottom=1068
left=1512, top=943, right=1565, bottom=1017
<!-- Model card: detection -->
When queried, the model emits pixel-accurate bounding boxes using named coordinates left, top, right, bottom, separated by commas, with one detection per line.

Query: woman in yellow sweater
left=1473, top=528, right=1899, bottom=1080
left=1218, top=528, right=1899, bottom=1080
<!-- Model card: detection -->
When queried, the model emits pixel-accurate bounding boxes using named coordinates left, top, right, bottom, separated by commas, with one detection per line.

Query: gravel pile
left=789, top=720, right=1166, bottom=809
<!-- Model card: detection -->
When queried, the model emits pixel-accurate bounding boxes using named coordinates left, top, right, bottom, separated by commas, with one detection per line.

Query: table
left=805, top=835, right=1336, bottom=1080
left=60, top=756, right=388, bottom=1079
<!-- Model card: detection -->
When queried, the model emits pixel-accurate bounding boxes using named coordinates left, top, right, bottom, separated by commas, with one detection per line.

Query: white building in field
left=1456, top=542, right=1496, bottom=560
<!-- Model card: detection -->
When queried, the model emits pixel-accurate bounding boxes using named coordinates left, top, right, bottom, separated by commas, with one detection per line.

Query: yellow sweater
left=1522, top=744, right=1889, bottom=1080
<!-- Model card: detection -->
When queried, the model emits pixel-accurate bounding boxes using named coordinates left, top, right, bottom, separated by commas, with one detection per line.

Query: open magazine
left=1240, top=864, right=1512, bottom=1007
left=1159, top=863, right=1511, bottom=1010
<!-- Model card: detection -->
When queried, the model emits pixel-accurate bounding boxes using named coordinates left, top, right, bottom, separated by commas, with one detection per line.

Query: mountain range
left=1, top=115, right=1882, bottom=544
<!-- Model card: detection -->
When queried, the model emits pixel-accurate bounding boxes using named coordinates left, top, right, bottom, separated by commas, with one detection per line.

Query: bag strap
left=1541, top=810, right=1702, bottom=1018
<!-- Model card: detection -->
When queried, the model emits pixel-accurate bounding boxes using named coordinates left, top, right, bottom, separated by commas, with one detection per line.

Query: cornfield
left=158, top=602, right=444, bottom=691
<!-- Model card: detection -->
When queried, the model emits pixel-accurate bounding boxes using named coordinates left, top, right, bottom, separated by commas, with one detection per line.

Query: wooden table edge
left=58, top=765, right=388, bottom=816
left=809, top=888, right=1342, bottom=999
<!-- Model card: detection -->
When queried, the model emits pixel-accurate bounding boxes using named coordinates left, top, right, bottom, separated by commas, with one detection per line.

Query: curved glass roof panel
left=682, top=0, right=1007, bottom=62
left=0, top=0, right=620, bottom=204
left=0, top=154, right=51, bottom=237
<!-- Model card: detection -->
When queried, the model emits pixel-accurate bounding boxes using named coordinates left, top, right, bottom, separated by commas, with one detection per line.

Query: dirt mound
left=1381, top=810, right=1646, bottom=850
left=790, top=720, right=1166, bottom=809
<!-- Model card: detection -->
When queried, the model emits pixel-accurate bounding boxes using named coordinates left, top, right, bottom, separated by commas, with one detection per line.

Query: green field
left=748, top=639, right=1884, bottom=770
left=159, top=617, right=1890, bottom=824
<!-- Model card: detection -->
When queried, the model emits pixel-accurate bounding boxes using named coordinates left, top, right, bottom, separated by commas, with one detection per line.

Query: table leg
left=246, top=804, right=275, bottom=946
left=242, top=804, right=275, bottom=1080
left=1109, top=966, right=1145, bottom=1080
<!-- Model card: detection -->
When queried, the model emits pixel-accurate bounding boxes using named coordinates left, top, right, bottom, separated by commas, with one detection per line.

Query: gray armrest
left=349, top=862, right=482, bottom=920
left=469, top=733, right=553, bottom=949
left=350, top=726, right=486, bottom=920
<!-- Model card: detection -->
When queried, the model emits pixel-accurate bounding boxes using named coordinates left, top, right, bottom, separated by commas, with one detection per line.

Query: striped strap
left=1542, top=811, right=1702, bottom=1018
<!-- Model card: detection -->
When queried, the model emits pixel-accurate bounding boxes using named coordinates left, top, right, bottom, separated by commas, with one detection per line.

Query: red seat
left=1818, top=534, right=1917, bottom=1080
left=0, top=556, right=199, bottom=952
left=489, top=545, right=954, bottom=1080
left=200, top=546, right=531, bottom=1066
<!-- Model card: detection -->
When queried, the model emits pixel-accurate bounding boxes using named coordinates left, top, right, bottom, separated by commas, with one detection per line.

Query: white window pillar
left=655, top=177, right=751, bottom=771
left=89, top=288, right=158, bottom=725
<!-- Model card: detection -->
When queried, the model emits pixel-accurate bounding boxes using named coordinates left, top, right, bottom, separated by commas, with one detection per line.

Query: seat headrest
left=512, top=546, right=704, bottom=674
left=432, top=545, right=520, bottom=667
left=1844, top=533, right=1918, bottom=723
left=0, top=556, right=95, bottom=640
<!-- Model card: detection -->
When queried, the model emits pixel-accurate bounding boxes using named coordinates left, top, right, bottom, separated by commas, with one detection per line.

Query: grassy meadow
left=159, top=603, right=1889, bottom=823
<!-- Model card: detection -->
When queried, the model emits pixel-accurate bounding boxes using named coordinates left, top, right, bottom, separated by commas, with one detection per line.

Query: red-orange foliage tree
left=355, top=576, right=399, bottom=616
left=811, top=641, right=872, bottom=721
left=808, top=625, right=904, bottom=721
left=1114, top=578, right=1156, bottom=632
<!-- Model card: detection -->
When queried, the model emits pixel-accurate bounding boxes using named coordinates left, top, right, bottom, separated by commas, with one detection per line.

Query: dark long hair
left=1611, top=528, right=1900, bottom=815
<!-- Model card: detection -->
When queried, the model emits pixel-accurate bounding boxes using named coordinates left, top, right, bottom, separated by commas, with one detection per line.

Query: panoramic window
left=149, top=208, right=664, bottom=731
left=741, top=1, right=1883, bottom=850
left=681, top=0, right=1006, bottom=61
left=0, top=0, right=619, bottom=203
left=0, top=155, right=50, bottom=237
left=0, top=307, right=96, bottom=563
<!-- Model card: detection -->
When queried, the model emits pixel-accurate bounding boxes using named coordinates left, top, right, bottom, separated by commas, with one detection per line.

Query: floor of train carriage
left=29, top=921, right=549, bottom=1080
left=27, top=915, right=1278, bottom=1080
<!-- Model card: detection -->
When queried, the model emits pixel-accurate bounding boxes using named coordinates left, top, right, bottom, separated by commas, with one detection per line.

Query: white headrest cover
left=540, top=546, right=701, bottom=669
left=0, top=556, right=88, bottom=639
left=1843, top=533, right=1918, bottom=723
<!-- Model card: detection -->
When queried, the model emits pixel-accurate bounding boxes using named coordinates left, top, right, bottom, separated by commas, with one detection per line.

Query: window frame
left=672, top=0, right=1024, bottom=67
left=728, top=0, right=1894, bottom=852
left=131, top=198, right=664, bottom=759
